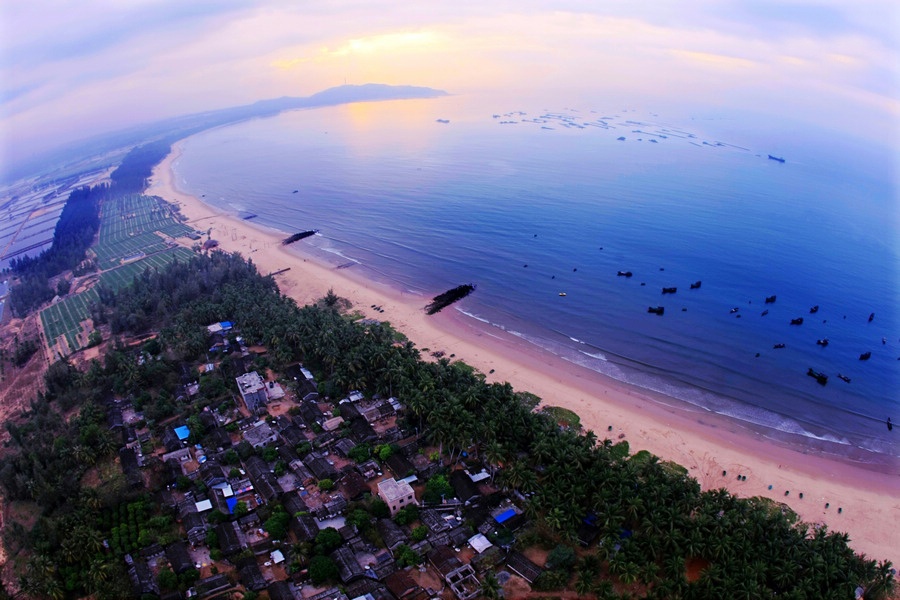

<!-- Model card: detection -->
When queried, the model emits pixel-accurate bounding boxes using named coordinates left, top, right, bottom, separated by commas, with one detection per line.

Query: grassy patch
left=541, top=406, right=581, bottom=430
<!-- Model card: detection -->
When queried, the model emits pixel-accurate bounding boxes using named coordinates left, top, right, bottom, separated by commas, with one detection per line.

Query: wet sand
left=148, top=141, right=899, bottom=563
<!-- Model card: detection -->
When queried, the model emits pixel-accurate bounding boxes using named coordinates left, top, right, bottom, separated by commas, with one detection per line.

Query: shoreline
left=148, top=140, right=899, bottom=564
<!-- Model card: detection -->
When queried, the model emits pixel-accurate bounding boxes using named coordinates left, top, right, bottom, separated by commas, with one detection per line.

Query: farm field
left=93, top=194, right=197, bottom=269
left=41, top=247, right=195, bottom=354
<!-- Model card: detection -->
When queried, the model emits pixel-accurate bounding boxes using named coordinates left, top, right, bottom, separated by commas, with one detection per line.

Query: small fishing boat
left=806, top=368, right=828, bottom=385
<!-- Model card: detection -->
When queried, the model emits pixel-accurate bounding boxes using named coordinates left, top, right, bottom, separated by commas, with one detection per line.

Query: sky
left=1, top=0, right=898, bottom=178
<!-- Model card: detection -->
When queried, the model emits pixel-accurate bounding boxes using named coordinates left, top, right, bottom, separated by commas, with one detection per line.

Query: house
left=282, top=490, right=309, bottom=516
left=162, top=428, right=183, bottom=453
left=107, top=402, right=124, bottom=431
left=333, top=437, right=357, bottom=458
left=243, top=420, right=278, bottom=448
left=119, top=447, right=143, bottom=488
left=206, top=427, right=232, bottom=450
left=238, top=513, right=261, bottom=532
left=127, top=556, right=159, bottom=596
left=348, top=418, right=378, bottom=444
left=299, top=402, right=325, bottom=426
left=165, top=540, right=194, bottom=575
left=267, top=580, right=300, bottom=600
left=449, top=470, right=480, bottom=504
left=468, top=533, right=493, bottom=554
left=506, top=550, right=542, bottom=584
left=199, top=460, right=227, bottom=489
left=303, top=452, right=338, bottom=481
left=238, top=562, right=268, bottom=591
left=419, top=509, right=451, bottom=533
left=162, top=447, right=193, bottom=467
left=280, top=425, right=307, bottom=448
left=317, top=493, right=349, bottom=520
left=340, top=470, right=370, bottom=501
left=265, top=380, right=285, bottom=401
left=290, top=513, right=320, bottom=542
left=384, top=570, right=428, bottom=600
left=385, top=454, right=415, bottom=480
left=182, top=512, right=207, bottom=545
left=377, top=478, right=416, bottom=516
left=244, top=456, right=279, bottom=502
left=428, top=546, right=461, bottom=578
left=236, top=371, right=268, bottom=413
left=377, top=518, right=408, bottom=552
left=216, top=521, right=244, bottom=556
left=194, top=573, right=233, bottom=597
left=307, top=588, right=349, bottom=600
left=366, top=550, right=398, bottom=581
left=322, top=416, right=345, bottom=431
left=345, top=578, right=393, bottom=600
left=289, top=459, right=315, bottom=485
left=331, top=546, right=366, bottom=583
left=356, top=459, right=381, bottom=480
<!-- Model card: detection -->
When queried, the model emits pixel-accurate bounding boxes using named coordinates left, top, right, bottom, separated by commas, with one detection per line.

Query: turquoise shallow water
left=172, top=96, right=899, bottom=468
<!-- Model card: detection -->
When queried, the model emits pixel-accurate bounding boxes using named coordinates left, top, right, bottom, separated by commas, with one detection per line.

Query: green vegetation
left=9, top=184, right=106, bottom=316
left=0, top=224, right=893, bottom=598
left=541, top=405, right=581, bottom=430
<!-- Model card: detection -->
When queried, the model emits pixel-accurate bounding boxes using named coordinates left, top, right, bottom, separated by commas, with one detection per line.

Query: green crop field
left=41, top=246, right=195, bottom=353
left=93, top=194, right=199, bottom=269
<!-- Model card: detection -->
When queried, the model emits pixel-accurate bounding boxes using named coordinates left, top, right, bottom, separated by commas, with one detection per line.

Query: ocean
left=171, top=95, right=899, bottom=469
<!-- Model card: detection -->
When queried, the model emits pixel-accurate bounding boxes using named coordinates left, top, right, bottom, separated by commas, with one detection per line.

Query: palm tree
left=480, top=571, right=502, bottom=600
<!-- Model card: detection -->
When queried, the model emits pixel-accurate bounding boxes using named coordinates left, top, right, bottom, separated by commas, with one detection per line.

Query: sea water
left=172, top=96, right=899, bottom=469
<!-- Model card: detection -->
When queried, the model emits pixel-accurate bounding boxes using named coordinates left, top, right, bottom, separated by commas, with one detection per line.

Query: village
left=115, top=320, right=546, bottom=600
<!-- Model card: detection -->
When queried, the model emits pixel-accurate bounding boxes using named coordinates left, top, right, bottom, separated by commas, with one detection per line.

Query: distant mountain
left=6, top=84, right=449, bottom=183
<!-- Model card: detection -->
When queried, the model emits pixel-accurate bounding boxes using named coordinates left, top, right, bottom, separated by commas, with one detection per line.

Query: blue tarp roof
left=495, top=508, right=516, bottom=524
left=220, top=321, right=233, bottom=330
left=174, top=426, right=190, bottom=440
left=227, top=497, right=238, bottom=514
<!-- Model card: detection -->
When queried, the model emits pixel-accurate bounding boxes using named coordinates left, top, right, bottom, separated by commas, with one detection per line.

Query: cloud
left=0, top=0, right=897, bottom=170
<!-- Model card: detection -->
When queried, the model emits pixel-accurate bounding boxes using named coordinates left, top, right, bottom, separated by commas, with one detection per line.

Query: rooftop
left=377, top=478, right=415, bottom=503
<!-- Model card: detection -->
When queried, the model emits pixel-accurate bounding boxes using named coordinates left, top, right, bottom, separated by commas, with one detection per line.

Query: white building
left=377, top=478, right=416, bottom=516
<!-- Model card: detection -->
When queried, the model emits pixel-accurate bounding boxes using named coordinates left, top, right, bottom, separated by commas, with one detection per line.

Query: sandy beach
left=148, top=141, right=899, bottom=564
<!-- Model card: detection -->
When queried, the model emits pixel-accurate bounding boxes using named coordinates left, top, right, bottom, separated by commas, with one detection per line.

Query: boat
left=837, top=374, right=851, bottom=383
left=690, top=281, right=702, bottom=289
left=809, top=305, right=819, bottom=314
left=730, top=307, right=740, bottom=314
left=773, top=343, right=786, bottom=349
left=790, top=317, right=804, bottom=325
left=768, top=155, right=786, bottom=163
left=617, top=270, right=633, bottom=277
left=647, top=306, right=665, bottom=315
left=806, top=368, right=828, bottom=385
left=662, top=287, right=677, bottom=294
left=859, top=351, right=871, bottom=360
left=816, top=338, right=829, bottom=347
left=761, top=310, right=769, bottom=316
left=765, top=295, right=777, bottom=304
left=558, top=292, right=567, bottom=297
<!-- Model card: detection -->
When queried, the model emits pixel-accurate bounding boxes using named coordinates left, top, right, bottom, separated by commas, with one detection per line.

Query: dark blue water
left=173, top=97, right=899, bottom=468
